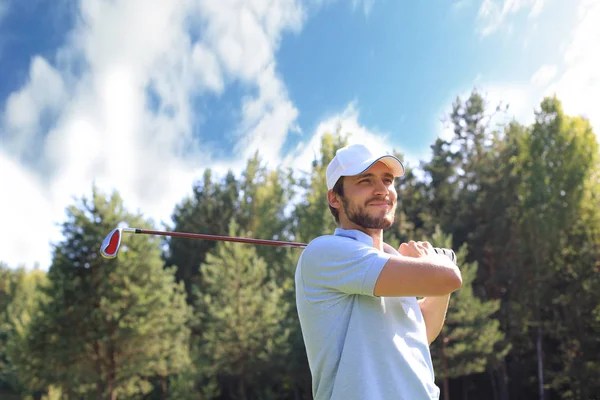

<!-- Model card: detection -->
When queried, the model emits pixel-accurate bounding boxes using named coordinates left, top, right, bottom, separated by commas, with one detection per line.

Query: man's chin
left=380, top=219, right=394, bottom=230
left=365, top=217, right=395, bottom=230
left=375, top=212, right=395, bottom=227
left=345, top=206, right=395, bottom=229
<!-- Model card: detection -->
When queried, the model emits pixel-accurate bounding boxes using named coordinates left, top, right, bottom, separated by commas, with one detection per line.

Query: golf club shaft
left=107, top=228, right=456, bottom=263
left=129, top=228, right=308, bottom=248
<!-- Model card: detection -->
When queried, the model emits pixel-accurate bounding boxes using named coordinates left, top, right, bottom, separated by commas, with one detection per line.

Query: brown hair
left=329, top=177, right=344, bottom=223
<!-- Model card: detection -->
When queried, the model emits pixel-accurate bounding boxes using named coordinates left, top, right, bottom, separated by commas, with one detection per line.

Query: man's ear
left=327, top=189, right=342, bottom=210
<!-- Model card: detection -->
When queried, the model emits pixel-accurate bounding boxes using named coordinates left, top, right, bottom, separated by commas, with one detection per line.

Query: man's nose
left=374, top=179, right=389, bottom=195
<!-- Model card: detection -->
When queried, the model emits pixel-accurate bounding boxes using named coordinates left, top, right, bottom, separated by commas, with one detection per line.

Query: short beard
left=342, top=197, right=395, bottom=230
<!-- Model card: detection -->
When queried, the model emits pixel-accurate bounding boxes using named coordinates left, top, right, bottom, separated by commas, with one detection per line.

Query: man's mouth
left=367, top=201, right=392, bottom=208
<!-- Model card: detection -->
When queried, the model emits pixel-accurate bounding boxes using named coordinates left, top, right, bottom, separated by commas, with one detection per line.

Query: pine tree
left=165, top=168, right=240, bottom=299
left=237, top=152, right=297, bottom=269
left=238, top=154, right=306, bottom=397
left=194, top=220, right=290, bottom=400
left=20, top=186, right=192, bottom=399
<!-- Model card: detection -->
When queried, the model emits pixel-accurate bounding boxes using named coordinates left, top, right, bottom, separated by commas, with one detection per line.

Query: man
left=295, top=143, right=462, bottom=400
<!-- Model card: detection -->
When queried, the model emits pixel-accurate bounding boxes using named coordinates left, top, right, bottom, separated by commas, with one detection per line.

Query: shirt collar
left=334, top=228, right=374, bottom=247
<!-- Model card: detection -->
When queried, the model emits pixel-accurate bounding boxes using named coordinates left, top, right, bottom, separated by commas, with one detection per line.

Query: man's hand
left=398, top=240, right=435, bottom=258
left=399, top=241, right=457, bottom=266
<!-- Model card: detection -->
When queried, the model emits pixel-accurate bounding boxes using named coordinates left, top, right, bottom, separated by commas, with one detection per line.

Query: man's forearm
left=418, top=294, right=451, bottom=345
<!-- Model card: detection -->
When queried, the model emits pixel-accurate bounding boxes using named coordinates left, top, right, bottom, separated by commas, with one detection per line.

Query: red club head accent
left=100, top=228, right=122, bottom=259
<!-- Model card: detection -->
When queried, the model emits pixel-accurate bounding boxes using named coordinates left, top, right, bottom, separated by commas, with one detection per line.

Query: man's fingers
left=398, top=242, right=410, bottom=256
left=406, top=241, right=427, bottom=258
left=399, top=242, right=417, bottom=257
left=400, top=240, right=454, bottom=263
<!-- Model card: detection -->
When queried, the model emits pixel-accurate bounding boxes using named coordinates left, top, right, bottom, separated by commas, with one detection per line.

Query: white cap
left=325, top=143, right=405, bottom=190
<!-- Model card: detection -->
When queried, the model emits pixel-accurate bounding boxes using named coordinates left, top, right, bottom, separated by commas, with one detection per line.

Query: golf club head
left=100, top=228, right=122, bottom=259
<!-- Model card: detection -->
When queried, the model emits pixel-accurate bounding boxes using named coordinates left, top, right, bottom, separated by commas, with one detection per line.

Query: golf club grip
left=433, top=247, right=457, bottom=265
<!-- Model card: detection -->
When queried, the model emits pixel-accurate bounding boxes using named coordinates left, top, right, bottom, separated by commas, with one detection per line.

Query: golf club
left=100, top=227, right=457, bottom=263
left=100, top=227, right=308, bottom=259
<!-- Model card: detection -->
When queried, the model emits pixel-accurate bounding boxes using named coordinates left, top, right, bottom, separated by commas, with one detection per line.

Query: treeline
left=1, top=91, right=599, bottom=399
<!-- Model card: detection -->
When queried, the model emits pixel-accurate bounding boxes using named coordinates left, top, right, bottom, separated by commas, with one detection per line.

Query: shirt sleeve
left=299, top=236, right=391, bottom=298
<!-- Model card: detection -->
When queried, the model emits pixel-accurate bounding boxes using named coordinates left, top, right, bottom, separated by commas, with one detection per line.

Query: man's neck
left=370, top=231, right=384, bottom=251
left=338, top=222, right=384, bottom=250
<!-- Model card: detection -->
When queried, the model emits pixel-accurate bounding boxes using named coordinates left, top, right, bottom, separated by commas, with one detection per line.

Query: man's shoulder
left=304, top=234, right=365, bottom=254
left=300, top=234, right=380, bottom=270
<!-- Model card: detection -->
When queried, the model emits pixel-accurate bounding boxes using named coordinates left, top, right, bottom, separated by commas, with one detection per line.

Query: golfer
left=295, top=143, right=462, bottom=399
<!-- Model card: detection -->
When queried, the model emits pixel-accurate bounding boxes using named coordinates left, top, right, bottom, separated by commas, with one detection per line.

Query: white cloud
left=237, top=63, right=300, bottom=168
left=190, top=0, right=305, bottom=167
left=3, top=56, right=66, bottom=154
left=191, top=43, right=225, bottom=93
left=0, top=0, right=305, bottom=269
left=474, top=0, right=599, bottom=137
left=542, top=0, right=600, bottom=131
left=0, top=152, right=58, bottom=269
left=477, top=0, right=545, bottom=36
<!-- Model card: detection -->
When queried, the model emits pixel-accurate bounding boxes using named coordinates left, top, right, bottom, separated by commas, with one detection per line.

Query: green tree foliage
left=514, top=99, right=600, bottom=400
left=237, top=153, right=297, bottom=272
left=390, top=164, right=432, bottom=245
left=18, top=187, right=191, bottom=399
left=466, top=120, right=526, bottom=298
left=165, top=169, right=240, bottom=299
left=421, top=137, right=460, bottom=238
left=0, top=262, right=16, bottom=393
left=238, top=153, right=294, bottom=241
left=166, top=152, right=306, bottom=398
left=0, top=263, right=12, bottom=312
left=549, top=185, right=600, bottom=399
left=514, top=97, right=599, bottom=400
left=0, top=266, right=47, bottom=397
left=193, top=221, right=290, bottom=400
left=165, top=152, right=297, bottom=300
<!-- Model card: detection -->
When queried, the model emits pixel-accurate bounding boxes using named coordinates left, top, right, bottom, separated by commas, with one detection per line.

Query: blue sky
left=1, top=0, right=598, bottom=269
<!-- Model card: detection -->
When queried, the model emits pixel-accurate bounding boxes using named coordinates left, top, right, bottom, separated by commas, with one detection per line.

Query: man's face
left=339, top=161, right=397, bottom=230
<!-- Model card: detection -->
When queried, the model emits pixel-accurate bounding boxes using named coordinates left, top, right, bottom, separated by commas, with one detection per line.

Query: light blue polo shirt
left=295, top=228, right=440, bottom=400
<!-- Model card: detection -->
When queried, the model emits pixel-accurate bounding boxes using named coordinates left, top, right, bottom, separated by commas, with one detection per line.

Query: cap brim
left=375, top=155, right=405, bottom=177
left=344, top=155, right=405, bottom=178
